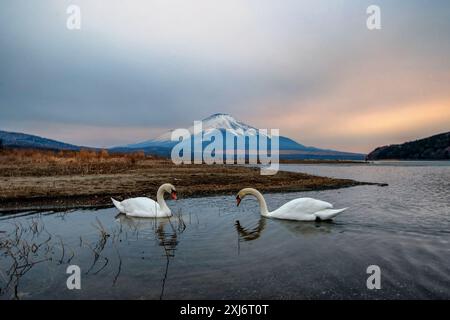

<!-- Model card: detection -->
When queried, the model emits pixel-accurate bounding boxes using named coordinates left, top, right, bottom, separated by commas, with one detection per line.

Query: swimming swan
left=236, top=188, right=347, bottom=221
left=111, top=183, right=177, bottom=218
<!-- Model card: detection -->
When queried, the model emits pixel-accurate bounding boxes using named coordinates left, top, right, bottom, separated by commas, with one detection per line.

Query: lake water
left=0, top=161, right=449, bottom=299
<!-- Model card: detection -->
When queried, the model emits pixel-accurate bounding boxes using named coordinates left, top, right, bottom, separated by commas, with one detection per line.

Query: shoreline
left=279, top=159, right=369, bottom=164
left=0, top=152, right=386, bottom=214
left=0, top=181, right=377, bottom=215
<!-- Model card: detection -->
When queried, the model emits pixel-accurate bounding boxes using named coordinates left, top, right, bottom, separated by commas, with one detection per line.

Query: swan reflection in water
left=115, top=211, right=185, bottom=299
left=235, top=216, right=335, bottom=245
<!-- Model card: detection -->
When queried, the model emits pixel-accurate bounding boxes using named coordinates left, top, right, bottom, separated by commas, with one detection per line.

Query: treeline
left=367, top=132, right=450, bottom=160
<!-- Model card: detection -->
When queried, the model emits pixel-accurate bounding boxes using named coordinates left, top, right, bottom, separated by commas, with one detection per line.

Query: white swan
left=111, top=183, right=177, bottom=218
left=236, top=188, right=347, bottom=221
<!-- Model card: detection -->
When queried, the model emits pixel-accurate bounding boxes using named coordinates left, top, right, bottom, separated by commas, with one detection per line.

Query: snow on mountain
left=126, top=113, right=274, bottom=149
left=155, top=113, right=258, bottom=141
left=119, top=113, right=365, bottom=159
left=0, top=114, right=365, bottom=160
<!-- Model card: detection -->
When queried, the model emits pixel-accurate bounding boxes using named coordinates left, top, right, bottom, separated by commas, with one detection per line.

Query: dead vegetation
left=0, top=211, right=187, bottom=299
left=0, top=217, right=54, bottom=298
left=0, top=148, right=371, bottom=212
left=0, top=148, right=149, bottom=176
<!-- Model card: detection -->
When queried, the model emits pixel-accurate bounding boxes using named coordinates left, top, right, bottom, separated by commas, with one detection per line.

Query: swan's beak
left=171, top=191, right=178, bottom=200
left=236, top=196, right=241, bottom=207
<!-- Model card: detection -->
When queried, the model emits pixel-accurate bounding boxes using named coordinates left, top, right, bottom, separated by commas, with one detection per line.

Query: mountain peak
left=202, top=113, right=237, bottom=124
left=120, top=113, right=364, bottom=160
left=200, top=113, right=255, bottom=134
left=125, top=113, right=256, bottom=147
left=203, top=113, right=233, bottom=120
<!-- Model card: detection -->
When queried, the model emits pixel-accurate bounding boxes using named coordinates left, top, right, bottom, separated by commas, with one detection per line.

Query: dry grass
left=0, top=148, right=149, bottom=176
left=0, top=148, right=371, bottom=212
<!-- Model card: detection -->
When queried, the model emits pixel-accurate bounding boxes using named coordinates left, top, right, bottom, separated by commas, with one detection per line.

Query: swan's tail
left=111, top=198, right=125, bottom=213
left=315, top=207, right=347, bottom=221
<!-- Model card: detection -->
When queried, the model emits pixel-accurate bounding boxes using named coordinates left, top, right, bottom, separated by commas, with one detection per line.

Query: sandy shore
left=0, top=152, right=381, bottom=213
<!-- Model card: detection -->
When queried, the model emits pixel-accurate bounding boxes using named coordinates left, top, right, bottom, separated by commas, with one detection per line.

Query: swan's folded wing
left=281, top=197, right=333, bottom=215
left=122, top=197, right=160, bottom=216
left=269, top=197, right=334, bottom=221
left=314, top=208, right=347, bottom=220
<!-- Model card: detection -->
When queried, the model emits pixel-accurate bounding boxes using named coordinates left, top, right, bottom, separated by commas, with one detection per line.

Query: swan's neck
left=248, top=189, right=270, bottom=217
left=156, top=186, right=170, bottom=213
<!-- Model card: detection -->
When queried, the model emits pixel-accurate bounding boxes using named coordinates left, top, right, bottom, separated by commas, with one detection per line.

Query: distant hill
left=1, top=114, right=366, bottom=161
left=366, top=132, right=450, bottom=160
left=0, top=130, right=81, bottom=151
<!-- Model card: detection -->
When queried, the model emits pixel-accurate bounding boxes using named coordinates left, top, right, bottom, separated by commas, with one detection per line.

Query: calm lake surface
left=1, top=161, right=449, bottom=299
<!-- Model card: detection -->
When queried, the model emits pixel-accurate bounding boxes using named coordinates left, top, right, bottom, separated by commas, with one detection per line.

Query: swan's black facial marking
left=236, top=195, right=241, bottom=207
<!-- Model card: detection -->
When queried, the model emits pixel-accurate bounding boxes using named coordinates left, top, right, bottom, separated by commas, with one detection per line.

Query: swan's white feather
left=111, top=198, right=125, bottom=213
left=313, top=208, right=348, bottom=220
left=112, top=197, right=170, bottom=218
left=268, top=197, right=345, bottom=221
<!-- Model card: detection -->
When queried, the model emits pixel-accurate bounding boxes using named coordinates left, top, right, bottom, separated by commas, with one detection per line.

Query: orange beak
left=171, top=191, right=177, bottom=200
left=236, top=196, right=241, bottom=207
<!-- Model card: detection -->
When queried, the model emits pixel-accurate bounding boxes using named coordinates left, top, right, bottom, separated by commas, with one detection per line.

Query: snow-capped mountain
left=125, top=113, right=268, bottom=149
left=0, top=114, right=364, bottom=160
left=118, top=113, right=364, bottom=160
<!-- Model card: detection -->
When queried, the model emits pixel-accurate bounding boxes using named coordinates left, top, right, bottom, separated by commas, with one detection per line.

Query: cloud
left=0, top=0, right=449, bottom=151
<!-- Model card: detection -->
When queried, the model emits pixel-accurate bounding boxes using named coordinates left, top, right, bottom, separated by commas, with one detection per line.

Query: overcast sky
left=1, top=0, right=449, bottom=152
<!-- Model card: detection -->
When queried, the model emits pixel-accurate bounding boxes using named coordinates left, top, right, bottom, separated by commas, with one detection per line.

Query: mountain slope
left=126, top=113, right=320, bottom=151
left=119, top=113, right=364, bottom=160
left=0, top=130, right=81, bottom=151
left=366, top=132, right=450, bottom=160
left=0, top=114, right=366, bottom=160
